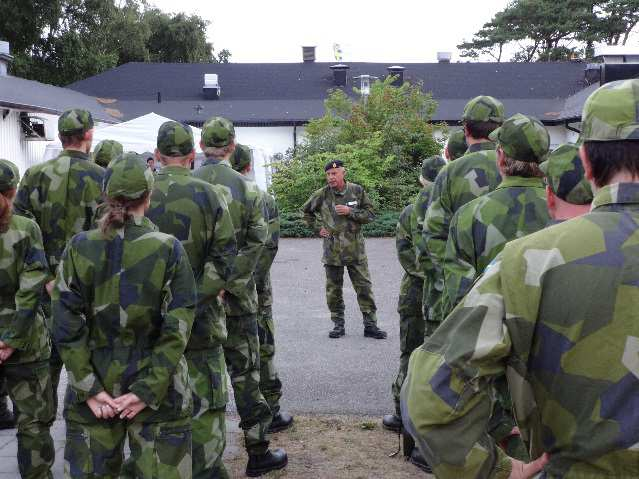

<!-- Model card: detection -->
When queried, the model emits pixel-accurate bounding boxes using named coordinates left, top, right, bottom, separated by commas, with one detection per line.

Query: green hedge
left=280, top=211, right=400, bottom=238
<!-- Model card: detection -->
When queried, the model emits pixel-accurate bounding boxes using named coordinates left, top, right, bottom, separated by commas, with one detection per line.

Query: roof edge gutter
left=0, top=101, right=119, bottom=124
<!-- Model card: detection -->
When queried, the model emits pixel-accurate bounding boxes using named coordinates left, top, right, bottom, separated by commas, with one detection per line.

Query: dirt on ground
left=226, top=415, right=432, bottom=479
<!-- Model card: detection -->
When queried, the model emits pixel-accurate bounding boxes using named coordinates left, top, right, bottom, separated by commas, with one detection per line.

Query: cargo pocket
left=64, top=425, right=92, bottom=478
left=154, top=423, right=192, bottom=479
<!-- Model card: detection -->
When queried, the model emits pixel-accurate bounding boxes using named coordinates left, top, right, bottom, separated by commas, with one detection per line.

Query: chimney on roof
left=330, top=64, right=350, bottom=87
left=591, top=45, right=639, bottom=85
left=386, top=66, right=405, bottom=86
left=302, top=46, right=316, bottom=62
left=0, top=41, right=13, bottom=77
left=203, top=74, right=220, bottom=100
left=437, top=51, right=452, bottom=63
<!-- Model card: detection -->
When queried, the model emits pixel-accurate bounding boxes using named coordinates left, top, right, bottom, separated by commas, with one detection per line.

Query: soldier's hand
left=87, top=392, right=119, bottom=420
left=0, top=347, right=15, bottom=363
left=508, top=453, right=549, bottom=479
left=335, top=205, right=351, bottom=216
left=45, top=280, right=55, bottom=296
left=114, top=393, right=147, bottom=420
left=218, top=289, right=226, bottom=300
left=319, top=227, right=331, bottom=238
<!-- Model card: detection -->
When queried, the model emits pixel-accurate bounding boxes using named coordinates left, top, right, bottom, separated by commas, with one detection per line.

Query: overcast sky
left=150, top=0, right=512, bottom=63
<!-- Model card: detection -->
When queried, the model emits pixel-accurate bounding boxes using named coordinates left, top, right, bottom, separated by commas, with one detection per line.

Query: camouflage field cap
left=580, top=79, right=639, bottom=142
left=230, top=143, right=252, bottom=172
left=58, top=108, right=94, bottom=135
left=540, top=144, right=593, bottom=205
left=446, top=130, right=468, bottom=160
left=462, top=96, right=505, bottom=123
left=489, top=113, right=550, bottom=163
left=92, top=139, right=123, bottom=168
left=421, top=155, right=446, bottom=182
left=0, top=159, right=19, bottom=191
left=104, top=152, right=154, bottom=200
left=157, top=121, right=195, bottom=156
left=201, top=116, right=235, bottom=147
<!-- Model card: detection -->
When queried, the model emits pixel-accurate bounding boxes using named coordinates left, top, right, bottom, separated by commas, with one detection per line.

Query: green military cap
left=104, top=152, right=154, bottom=200
left=0, top=159, right=19, bottom=191
left=462, top=95, right=505, bottom=123
left=540, top=144, right=593, bottom=205
left=421, top=155, right=446, bottom=182
left=92, top=139, right=123, bottom=168
left=580, top=79, right=639, bottom=142
left=489, top=113, right=550, bottom=163
left=230, top=143, right=252, bottom=172
left=157, top=121, right=194, bottom=157
left=446, top=130, right=468, bottom=160
left=58, top=108, right=94, bottom=135
left=201, top=116, right=235, bottom=147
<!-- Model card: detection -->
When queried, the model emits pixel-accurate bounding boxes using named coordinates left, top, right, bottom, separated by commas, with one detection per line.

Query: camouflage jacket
left=302, top=182, right=375, bottom=265
left=147, top=165, right=237, bottom=350
left=402, top=182, right=639, bottom=478
left=14, top=149, right=105, bottom=275
left=0, top=215, right=50, bottom=364
left=396, top=204, right=420, bottom=278
left=51, top=216, right=195, bottom=424
left=255, top=190, right=280, bottom=306
left=422, top=142, right=501, bottom=320
left=442, top=176, right=549, bottom=318
left=193, top=158, right=266, bottom=316
left=412, top=183, right=434, bottom=279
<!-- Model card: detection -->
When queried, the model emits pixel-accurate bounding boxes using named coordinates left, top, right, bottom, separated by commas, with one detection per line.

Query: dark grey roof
left=0, top=75, right=119, bottom=123
left=67, top=61, right=590, bottom=125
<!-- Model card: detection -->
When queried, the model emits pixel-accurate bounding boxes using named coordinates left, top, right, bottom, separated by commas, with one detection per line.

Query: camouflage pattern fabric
left=324, top=263, right=378, bottom=327
left=302, top=182, right=375, bottom=265
left=64, top=416, right=192, bottom=479
left=92, top=140, right=123, bottom=168
left=0, top=158, right=19, bottom=190
left=461, top=95, right=505, bottom=123
left=421, top=156, right=446, bottom=183
left=540, top=144, right=593, bottom=205
left=421, top=142, right=501, bottom=331
left=231, top=144, right=252, bottom=172
left=104, top=152, right=155, bottom=200
left=58, top=109, right=93, bottom=135
left=391, top=204, right=424, bottom=413
left=51, top=215, right=195, bottom=425
left=489, top=114, right=550, bottom=163
left=446, top=130, right=468, bottom=161
left=402, top=182, right=639, bottom=478
left=156, top=121, right=195, bottom=157
left=201, top=117, right=235, bottom=148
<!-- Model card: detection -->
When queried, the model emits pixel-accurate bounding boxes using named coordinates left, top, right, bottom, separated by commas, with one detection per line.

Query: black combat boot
left=268, top=411, right=294, bottom=433
left=382, top=413, right=402, bottom=432
left=364, top=324, right=387, bottom=339
left=328, top=325, right=345, bottom=338
left=0, top=395, right=15, bottom=430
left=246, top=448, right=288, bottom=477
left=409, top=447, right=433, bottom=473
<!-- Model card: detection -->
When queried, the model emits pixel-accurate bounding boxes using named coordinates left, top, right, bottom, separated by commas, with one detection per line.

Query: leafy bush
left=280, top=211, right=400, bottom=238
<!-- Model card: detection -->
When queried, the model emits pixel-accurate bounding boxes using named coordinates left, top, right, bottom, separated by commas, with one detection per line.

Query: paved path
left=0, top=238, right=404, bottom=477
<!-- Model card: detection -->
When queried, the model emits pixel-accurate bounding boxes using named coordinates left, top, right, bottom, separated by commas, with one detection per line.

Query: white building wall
left=0, top=109, right=57, bottom=174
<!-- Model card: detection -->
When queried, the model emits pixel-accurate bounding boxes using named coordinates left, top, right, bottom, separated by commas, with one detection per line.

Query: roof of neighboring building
left=67, top=61, right=592, bottom=125
left=0, top=75, right=120, bottom=123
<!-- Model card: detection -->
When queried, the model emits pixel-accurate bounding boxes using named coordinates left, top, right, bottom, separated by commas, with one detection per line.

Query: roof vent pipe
left=330, top=64, right=350, bottom=87
left=302, top=46, right=316, bottom=62
left=0, top=41, right=13, bottom=77
left=386, top=65, right=405, bottom=86
left=203, top=74, right=220, bottom=100
left=437, top=51, right=452, bottom=63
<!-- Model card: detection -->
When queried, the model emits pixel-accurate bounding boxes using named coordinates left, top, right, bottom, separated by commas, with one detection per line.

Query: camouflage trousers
left=1, top=360, right=55, bottom=479
left=257, top=302, right=283, bottom=415
left=50, top=344, right=64, bottom=415
left=324, top=262, right=378, bottom=327
left=64, top=417, right=192, bottom=478
left=489, top=376, right=528, bottom=461
left=223, top=313, right=272, bottom=455
left=422, top=276, right=444, bottom=339
left=391, top=273, right=424, bottom=414
left=186, top=347, right=229, bottom=479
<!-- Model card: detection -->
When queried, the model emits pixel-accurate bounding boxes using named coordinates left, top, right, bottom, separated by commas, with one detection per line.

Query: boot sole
left=409, top=456, right=433, bottom=474
left=246, top=456, right=288, bottom=477
left=364, top=333, right=387, bottom=339
left=382, top=422, right=401, bottom=433
left=268, top=418, right=294, bottom=434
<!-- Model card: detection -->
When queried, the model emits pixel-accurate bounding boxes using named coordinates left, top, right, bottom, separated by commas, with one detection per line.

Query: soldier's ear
left=579, top=145, right=594, bottom=182
left=545, top=185, right=556, bottom=210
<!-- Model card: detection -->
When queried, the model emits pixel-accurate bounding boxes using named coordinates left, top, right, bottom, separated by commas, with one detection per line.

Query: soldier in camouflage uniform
left=541, top=144, right=593, bottom=221
left=302, top=160, right=387, bottom=339
left=195, top=117, right=288, bottom=477
left=420, top=96, right=504, bottom=336
left=230, top=144, right=294, bottom=433
left=147, top=122, right=237, bottom=479
left=444, top=129, right=467, bottom=161
left=52, top=153, right=195, bottom=479
left=383, top=155, right=445, bottom=435
left=402, top=78, right=639, bottom=479
left=14, top=109, right=104, bottom=414
left=92, top=139, right=123, bottom=168
left=0, top=159, right=55, bottom=478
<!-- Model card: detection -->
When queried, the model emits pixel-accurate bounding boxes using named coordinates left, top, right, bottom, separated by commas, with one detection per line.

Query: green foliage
left=270, top=78, right=442, bottom=214
left=0, top=0, right=231, bottom=86
left=458, top=0, right=639, bottom=62
left=279, top=211, right=400, bottom=238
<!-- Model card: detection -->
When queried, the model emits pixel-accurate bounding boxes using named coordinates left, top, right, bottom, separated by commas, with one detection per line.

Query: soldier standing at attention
left=195, top=117, right=288, bottom=477
left=420, top=96, right=504, bottom=336
left=230, top=144, right=294, bottom=433
left=147, top=121, right=237, bottom=479
left=402, top=78, right=639, bottom=479
left=541, top=144, right=593, bottom=221
left=0, top=159, right=55, bottom=479
left=92, top=139, right=123, bottom=168
left=51, top=153, right=195, bottom=478
left=302, top=160, right=387, bottom=339
left=14, top=109, right=104, bottom=415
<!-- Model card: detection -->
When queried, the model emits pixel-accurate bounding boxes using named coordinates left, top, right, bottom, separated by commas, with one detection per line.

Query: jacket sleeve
left=1, top=221, right=48, bottom=350
left=13, top=168, right=37, bottom=222
left=396, top=207, right=419, bottom=277
left=301, top=190, right=321, bottom=230
left=348, top=187, right=375, bottom=224
left=401, top=258, right=513, bottom=479
left=129, top=239, right=196, bottom=409
left=51, top=242, right=105, bottom=403
left=259, top=195, right=280, bottom=274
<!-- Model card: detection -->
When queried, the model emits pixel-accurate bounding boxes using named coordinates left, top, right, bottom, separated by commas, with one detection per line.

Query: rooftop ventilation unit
left=437, top=51, right=452, bottom=63
left=387, top=66, right=405, bottom=86
left=302, top=46, right=316, bottom=62
left=0, top=41, right=13, bottom=77
left=203, top=74, right=220, bottom=100
left=330, top=64, right=350, bottom=87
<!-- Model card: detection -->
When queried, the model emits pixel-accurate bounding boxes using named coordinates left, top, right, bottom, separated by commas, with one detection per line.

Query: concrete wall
left=0, top=109, right=57, bottom=174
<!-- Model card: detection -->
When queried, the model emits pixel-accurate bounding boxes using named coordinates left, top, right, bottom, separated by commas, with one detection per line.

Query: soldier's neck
left=466, top=137, right=491, bottom=146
